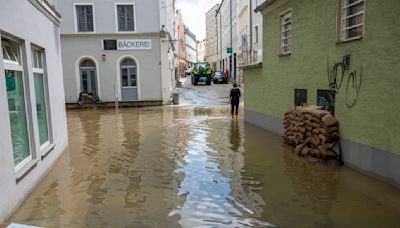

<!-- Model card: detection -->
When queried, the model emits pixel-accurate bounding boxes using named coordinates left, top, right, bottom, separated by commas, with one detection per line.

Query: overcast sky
left=176, top=0, right=221, bottom=41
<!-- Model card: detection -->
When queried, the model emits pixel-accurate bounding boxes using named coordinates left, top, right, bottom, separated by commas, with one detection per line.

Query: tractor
left=191, top=62, right=212, bottom=86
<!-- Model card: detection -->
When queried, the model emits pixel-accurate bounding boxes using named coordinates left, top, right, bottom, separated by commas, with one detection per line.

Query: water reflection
left=230, top=120, right=241, bottom=152
left=171, top=117, right=274, bottom=227
left=7, top=107, right=400, bottom=228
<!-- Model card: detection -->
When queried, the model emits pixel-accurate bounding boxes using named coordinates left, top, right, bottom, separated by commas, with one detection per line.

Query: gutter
left=28, top=0, right=61, bottom=25
left=254, top=0, right=276, bottom=13
left=216, top=0, right=224, bottom=14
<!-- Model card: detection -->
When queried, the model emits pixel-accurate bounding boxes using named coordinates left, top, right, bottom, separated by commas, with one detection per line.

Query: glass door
left=80, top=68, right=97, bottom=95
left=120, top=66, right=137, bottom=100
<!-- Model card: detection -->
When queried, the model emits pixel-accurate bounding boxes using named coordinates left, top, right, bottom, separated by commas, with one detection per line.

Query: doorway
left=120, top=58, right=138, bottom=100
left=79, top=60, right=97, bottom=96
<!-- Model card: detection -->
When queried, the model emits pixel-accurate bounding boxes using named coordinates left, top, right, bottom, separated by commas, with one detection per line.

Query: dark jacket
left=230, top=88, right=241, bottom=104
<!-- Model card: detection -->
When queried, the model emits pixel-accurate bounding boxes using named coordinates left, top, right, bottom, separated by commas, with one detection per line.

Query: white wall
left=0, top=0, right=68, bottom=221
left=205, top=4, right=219, bottom=66
left=185, top=33, right=197, bottom=64
left=57, top=0, right=177, bottom=104
left=57, top=0, right=160, bottom=34
left=217, top=0, right=239, bottom=71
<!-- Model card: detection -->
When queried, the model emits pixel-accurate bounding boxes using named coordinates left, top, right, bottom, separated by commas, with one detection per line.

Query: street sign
left=227, top=47, right=232, bottom=54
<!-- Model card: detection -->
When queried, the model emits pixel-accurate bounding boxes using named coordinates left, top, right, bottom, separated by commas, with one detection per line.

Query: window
left=280, top=10, right=292, bottom=55
left=120, top=59, right=137, bottom=87
left=116, top=4, right=135, bottom=32
left=2, top=37, right=31, bottom=169
left=75, top=5, right=94, bottom=32
left=338, top=0, right=365, bottom=42
left=32, top=47, right=50, bottom=148
left=2, top=40, right=20, bottom=65
left=254, top=25, right=259, bottom=44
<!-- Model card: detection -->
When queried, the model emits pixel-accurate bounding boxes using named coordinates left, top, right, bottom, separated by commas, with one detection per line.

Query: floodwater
left=8, top=105, right=400, bottom=227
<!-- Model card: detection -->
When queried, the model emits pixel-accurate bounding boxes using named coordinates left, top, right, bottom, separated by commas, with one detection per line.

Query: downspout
left=249, top=0, right=253, bottom=63
left=230, top=0, right=233, bottom=82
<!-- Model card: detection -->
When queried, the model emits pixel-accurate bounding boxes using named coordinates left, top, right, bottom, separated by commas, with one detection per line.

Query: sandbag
left=322, top=114, right=338, bottom=127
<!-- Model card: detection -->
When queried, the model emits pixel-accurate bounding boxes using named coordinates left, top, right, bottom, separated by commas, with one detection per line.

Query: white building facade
left=216, top=0, right=239, bottom=82
left=197, top=39, right=206, bottom=63
left=0, top=0, right=68, bottom=221
left=205, top=4, right=219, bottom=70
left=58, top=0, right=178, bottom=105
left=184, top=26, right=197, bottom=67
left=237, top=0, right=264, bottom=83
left=250, top=0, right=263, bottom=63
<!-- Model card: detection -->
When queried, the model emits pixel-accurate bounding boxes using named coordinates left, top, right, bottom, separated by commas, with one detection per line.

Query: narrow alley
left=7, top=79, right=400, bottom=227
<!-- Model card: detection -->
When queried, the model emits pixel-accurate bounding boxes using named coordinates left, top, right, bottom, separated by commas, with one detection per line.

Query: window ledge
left=41, top=143, right=56, bottom=160
left=76, top=31, right=96, bottom=34
left=336, top=36, right=363, bottom=44
left=239, top=61, right=263, bottom=70
left=279, top=52, right=291, bottom=57
left=116, top=31, right=136, bottom=34
left=16, top=160, right=39, bottom=184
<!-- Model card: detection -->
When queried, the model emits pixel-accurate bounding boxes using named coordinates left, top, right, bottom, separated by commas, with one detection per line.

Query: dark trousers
left=231, top=102, right=239, bottom=115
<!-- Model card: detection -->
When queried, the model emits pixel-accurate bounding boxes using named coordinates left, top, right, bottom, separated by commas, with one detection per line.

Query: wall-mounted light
left=102, top=53, right=106, bottom=61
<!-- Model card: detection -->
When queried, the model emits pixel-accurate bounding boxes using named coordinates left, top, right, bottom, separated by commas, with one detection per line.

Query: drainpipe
left=219, top=10, right=222, bottom=71
left=249, top=0, right=253, bottom=63
left=230, top=0, right=233, bottom=83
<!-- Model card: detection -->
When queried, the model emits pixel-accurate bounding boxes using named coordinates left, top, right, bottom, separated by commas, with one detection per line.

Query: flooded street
left=8, top=79, right=400, bottom=227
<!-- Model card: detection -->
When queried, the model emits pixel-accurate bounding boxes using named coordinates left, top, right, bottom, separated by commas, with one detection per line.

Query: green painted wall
left=244, top=0, right=400, bottom=155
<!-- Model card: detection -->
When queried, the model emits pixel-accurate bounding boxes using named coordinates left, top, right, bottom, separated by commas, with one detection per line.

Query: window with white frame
left=280, top=10, right=292, bottom=55
left=2, top=37, right=32, bottom=169
left=338, top=0, right=365, bottom=41
left=120, top=59, right=137, bottom=87
left=32, top=47, right=50, bottom=149
left=116, top=4, right=135, bottom=32
left=75, top=5, right=94, bottom=32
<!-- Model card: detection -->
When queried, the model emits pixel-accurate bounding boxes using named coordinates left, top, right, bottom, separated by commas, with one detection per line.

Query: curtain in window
left=117, top=5, right=134, bottom=31
left=77, top=5, right=93, bottom=32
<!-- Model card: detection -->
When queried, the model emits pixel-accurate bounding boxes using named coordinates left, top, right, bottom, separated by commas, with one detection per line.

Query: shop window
left=120, top=58, right=137, bottom=87
left=2, top=37, right=32, bottom=169
left=32, top=47, right=50, bottom=148
left=338, top=0, right=365, bottom=42
left=280, top=10, right=292, bottom=55
left=116, top=4, right=135, bottom=32
left=75, top=4, right=94, bottom=32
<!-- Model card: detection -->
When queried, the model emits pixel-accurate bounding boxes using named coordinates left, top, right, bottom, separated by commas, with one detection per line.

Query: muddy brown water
left=8, top=107, right=400, bottom=227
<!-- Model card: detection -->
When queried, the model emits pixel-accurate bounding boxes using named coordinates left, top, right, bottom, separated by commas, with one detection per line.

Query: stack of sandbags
left=283, top=105, right=339, bottom=161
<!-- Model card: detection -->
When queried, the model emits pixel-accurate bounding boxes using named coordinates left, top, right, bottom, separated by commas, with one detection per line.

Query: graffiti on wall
left=327, top=60, right=363, bottom=108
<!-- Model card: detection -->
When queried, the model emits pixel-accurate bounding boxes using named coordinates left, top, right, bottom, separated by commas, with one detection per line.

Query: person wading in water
left=229, top=83, right=241, bottom=119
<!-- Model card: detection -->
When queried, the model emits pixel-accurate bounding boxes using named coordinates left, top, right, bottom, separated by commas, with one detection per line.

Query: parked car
left=213, top=71, right=227, bottom=84
left=185, top=67, right=193, bottom=76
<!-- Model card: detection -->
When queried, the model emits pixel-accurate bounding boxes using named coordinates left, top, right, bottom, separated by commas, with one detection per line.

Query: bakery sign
left=103, top=39, right=152, bottom=50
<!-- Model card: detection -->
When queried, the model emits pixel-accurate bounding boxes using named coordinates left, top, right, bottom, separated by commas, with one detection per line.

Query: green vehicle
left=192, top=62, right=212, bottom=85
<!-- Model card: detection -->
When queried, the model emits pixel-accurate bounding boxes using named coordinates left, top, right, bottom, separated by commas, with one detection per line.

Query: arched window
left=79, top=59, right=97, bottom=95
left=80, top=59, right=96, bottom=68
left=120, top=58, right=136, bottom=87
